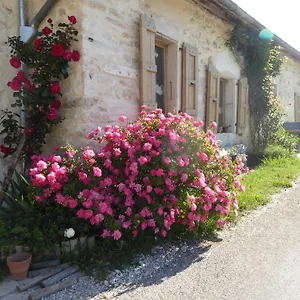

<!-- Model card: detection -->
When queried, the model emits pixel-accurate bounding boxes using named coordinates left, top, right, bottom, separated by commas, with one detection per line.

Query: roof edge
left=198, top=0, right=300, bottom=61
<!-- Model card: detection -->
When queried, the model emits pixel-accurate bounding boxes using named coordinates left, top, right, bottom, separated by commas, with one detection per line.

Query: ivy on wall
left=226, top=22, right=286, bottom=153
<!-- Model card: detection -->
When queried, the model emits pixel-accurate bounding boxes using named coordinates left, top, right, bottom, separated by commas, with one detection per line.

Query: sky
left=232, top=0, right=300, bottom=51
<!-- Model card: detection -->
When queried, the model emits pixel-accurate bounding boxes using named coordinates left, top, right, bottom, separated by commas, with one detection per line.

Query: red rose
left=68, top=16, right=77, bottom=24
left=9, top=56, right=21, bottom=68
left=0, top=145, right=11, bottom=156
left=47, top=108, right=58, bottom=121
left=16, top=70, right=30, bottom=84
left=72, top=50, right=80, bottom=62
left=25, top=127, right=34, bottom=135
left=50, top=81, right=60, bottom=94
left=7, top=78, right=22, bottom=91
left=42, top=26, right=52, bottom=35
left=26, top=83, right=36, bottom=93
left=51, top=43, right=64, bottom=57
left=63, top=50, right=72, bottom=60
left=47, top=18, right=53, bottom=23
left=33, top=38, right=43, bottom=50
left=51, top=99, right=61, bottom=109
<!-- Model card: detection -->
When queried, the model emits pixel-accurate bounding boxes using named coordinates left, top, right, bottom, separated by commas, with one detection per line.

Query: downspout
left=19, top=0, right=58, bottom=129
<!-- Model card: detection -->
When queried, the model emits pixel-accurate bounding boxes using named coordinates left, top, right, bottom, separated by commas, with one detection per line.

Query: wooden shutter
left=295, top=93, right=300, bottom=122
left=140, top=14, right=157, bottom=109
left=237, top=77, right=249, bottom=134
left=206, top=62, right=220, bottom=128
left=182, top=43, right=198, bottom=117
left=167, top=42, right=179, bottom=113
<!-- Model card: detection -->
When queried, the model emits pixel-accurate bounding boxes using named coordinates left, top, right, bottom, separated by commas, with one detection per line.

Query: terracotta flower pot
left=6, top=252, right=32, bottom=280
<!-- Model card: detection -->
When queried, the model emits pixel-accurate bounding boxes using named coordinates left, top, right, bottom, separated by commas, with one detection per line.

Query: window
left=206, top=61, right=249, bottom=134
left=155, top=45, right=165, bottom=112
left=140, top=15, right=179, bottom=114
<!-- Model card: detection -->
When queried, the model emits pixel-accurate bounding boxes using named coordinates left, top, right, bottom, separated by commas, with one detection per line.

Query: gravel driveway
left=46, top=178, right=300, bottom=300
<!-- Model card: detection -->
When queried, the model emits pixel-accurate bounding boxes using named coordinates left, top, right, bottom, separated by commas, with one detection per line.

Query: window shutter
left=237, top=77, right=249, bottom=134
left=167, top=42, right=179, bottom=113
left=182, top=43, right=198, bottom=117
left=140, top=14, right=157, bottom=109
left=295, top=93, right=300, bottom=122
left=206, top=62, right=220, bottom=128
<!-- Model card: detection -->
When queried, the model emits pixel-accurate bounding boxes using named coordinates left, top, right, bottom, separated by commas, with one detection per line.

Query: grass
left=237, top=157, right=300, bottom=212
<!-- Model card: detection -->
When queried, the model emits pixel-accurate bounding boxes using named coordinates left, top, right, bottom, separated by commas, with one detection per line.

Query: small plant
left=266, top=98, right=299, bottom=153
left=264, top=144, right=295, bottom=160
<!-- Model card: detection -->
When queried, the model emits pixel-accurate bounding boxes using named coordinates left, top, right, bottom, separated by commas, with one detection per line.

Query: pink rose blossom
left=93, top=167, right=102, bottom=177
left=199, top=152, right=209, bottom=162
left=101, top=229, right=111, bottom=238
left=119, top=116, right=127, bottom=122
left=217, top=219, right=226, bottom=228
left=211, top=122, right=217, bottom=129
left=112, top=230, right=122, bottom=240
left=36, top=160, right=47, bottom=171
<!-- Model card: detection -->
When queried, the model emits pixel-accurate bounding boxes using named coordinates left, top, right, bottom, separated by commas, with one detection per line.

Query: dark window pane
left=155, top=46, right=165, bottom=112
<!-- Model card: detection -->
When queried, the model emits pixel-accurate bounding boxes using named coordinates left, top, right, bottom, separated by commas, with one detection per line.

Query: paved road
left=103, top=179, right=300, bottom=300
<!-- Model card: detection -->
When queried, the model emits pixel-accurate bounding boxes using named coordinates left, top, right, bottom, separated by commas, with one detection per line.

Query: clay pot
left=6, top=252, right=32, bottom=280
left=222, top=126, right=230, bottom=133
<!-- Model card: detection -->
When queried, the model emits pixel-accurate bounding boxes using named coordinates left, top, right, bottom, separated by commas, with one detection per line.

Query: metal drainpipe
left=19, top=0, right=58, bottom=128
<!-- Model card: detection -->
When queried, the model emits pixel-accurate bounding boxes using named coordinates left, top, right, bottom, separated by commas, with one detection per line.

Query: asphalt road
left=103, top=178, right=300, bottom=300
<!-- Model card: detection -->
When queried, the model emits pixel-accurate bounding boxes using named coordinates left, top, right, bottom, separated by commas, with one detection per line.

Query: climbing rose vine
left=29, top=108, right=247, bottom=240
left=0, top=16, right=80, bottom=159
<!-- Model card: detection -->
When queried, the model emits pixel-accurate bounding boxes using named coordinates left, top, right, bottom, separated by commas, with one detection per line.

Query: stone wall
left=276, top=55, right=300, bottom=122
left=0, top=0, right=19, bottom=181
left=78, top=0, right=250, bottom=149
left=2, top=0, right=300, bottom=181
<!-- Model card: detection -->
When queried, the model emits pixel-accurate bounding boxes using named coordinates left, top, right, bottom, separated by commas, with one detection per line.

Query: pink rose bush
left=30, top=108, right=246, bottom=240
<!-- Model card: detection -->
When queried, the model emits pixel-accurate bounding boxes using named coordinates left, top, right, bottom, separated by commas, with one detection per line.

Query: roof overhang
left=197, top=0, right=300, bottom=61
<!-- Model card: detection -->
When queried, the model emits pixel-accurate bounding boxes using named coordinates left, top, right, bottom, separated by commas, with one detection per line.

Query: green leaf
left=10, top=226, right=24, bottom=234
left=42, top=89, right=50, bottom=97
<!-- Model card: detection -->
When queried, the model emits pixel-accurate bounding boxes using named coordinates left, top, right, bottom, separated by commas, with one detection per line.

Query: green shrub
left=264, top=144, right=295, bottom=160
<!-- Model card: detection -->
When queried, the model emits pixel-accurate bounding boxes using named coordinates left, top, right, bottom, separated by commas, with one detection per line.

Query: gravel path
left=46, top=178, right=300, bottom=300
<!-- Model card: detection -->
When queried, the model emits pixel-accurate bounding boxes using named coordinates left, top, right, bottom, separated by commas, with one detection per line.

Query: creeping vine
left=226, top=23, right=286, bottom=152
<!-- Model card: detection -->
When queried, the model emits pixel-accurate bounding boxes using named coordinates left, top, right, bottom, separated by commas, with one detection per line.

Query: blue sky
left=232, top=0, right=300, bottom=51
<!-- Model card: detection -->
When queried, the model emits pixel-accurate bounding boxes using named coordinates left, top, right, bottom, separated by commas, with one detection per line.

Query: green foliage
left=264, top=144, right=295, bottom=160
left=266, top=98, right=299, bottom=152
left=0, top=172, right=33, bottom=220
left=226, top=23, right=286, bottom=153
left=0, top=172, right=89, bottom=255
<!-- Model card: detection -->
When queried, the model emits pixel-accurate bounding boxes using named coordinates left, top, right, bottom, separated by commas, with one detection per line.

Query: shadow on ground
left=105, top=236, right=219, bottom=298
